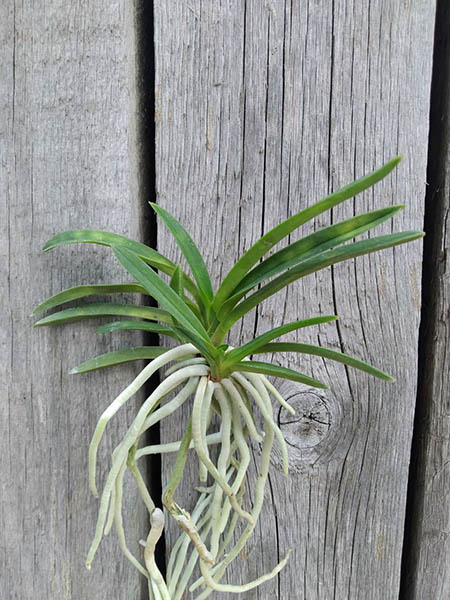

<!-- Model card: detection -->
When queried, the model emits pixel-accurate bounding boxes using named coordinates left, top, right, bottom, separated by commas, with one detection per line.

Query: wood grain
left=155, top=1, right=434, bottom=598
left=0, top=2, right=148, bottom=598
left=401, top=3, right=450, bottom=598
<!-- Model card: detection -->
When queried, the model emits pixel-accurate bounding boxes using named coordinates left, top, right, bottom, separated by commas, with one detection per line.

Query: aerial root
left=86, top=363, right=208, bottom=569
left=199, top=549, right=292, bottom=594
left=88, top=343, right=199, bottom=497
left=85, top=353, right=291, bottom=598
left=144, top=509, right=171, bottom=600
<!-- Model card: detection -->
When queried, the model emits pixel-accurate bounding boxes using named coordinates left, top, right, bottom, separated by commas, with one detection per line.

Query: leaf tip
left=69, top=367, right=79, bottom=375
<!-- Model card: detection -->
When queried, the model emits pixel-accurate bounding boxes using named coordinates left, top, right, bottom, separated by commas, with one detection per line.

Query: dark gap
left=399, top=2, right=448, bottom=598
left=134, top=0, right=167, bottom=584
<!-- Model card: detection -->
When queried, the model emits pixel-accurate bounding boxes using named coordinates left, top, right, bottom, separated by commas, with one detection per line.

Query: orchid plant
left=34, top=156, right=422, bottom=599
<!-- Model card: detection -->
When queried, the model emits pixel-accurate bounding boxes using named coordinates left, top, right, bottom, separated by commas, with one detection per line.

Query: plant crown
left=35, top=156, right=421, bottom=384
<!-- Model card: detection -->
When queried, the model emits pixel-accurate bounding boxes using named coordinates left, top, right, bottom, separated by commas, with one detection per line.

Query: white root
left=198, top=549, right=292, bottom=595
left=208, top=382, right=232, bottom=559
left=86, top=364, right=208, bottom=569
left=86, top=343, right=291, bottom=598
left=232, top=371, right=290, bottom=476
left=144, top=509, right=171, bottom=600
left=260, top=374, right=296, bottom=415
left=113, top=461, right=148, bottom=578
left=221, top=378, right=263, bottom=442
left=165, top=356, right=207, bottom=376
left=199, top=381, right=213, bottom=482
left=216, top=383, right=250, bottom=534
left=140, top=375, right=203, bottom=434
left=135, top=432, right=222, bottom=459
left=191, top=377, right=254, bottom=526
left=167, top=493, right=210, bottom=592
left=127, top=452, right=155, bottom=516
left=191, top=373, right=289, bottom=599
left=88, top=344, right=198, bottom=497
left=172, top=519, right=213, bottom=600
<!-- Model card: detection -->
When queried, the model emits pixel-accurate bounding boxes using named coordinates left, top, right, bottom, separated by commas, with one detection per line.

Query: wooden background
left=2, top=1, right=448, bottom=599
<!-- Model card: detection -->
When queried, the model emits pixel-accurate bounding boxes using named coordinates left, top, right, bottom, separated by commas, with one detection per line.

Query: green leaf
left=33, top=284, right=146, bottom=316
left=217, top=230, right=424, bottom=336
left=213, top=156, right=402, bottom=311
left=34, top=303, right=172, bottom=326
left=151, top=203, right=214, bottom=305
left=224, top=316, right=338, bottom=365
left=172, top=326, right=218, bottom=364
left=70, top=347, right=168, bottom=374
left=42, top=229, right=201, bottom=302
left=96, top=320, right=177, bottom=337
left=232, top=360, right=329, bottom=389
left=169, top=265, right=184, bottom=328
left=43, top=229, right=174, bottom=271
left=229, top=205, right=405, bottom=306
left=112, top=246, right=213, bottom=346
left=169, top=265, right=184, bottom=297
left=256, top=342, right=394, bottom=382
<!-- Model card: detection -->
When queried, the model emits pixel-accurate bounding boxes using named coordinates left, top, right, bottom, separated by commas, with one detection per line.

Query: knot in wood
left=266, top=381, right=341, bottom=473
left=278, top=388, right=330, bottom=449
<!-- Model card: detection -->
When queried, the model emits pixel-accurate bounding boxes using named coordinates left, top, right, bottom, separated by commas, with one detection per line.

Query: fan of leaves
left=34, top=157, right=422, bottom=599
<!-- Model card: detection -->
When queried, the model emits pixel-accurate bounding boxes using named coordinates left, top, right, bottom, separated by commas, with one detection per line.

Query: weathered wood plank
left=155, top=1, right=434, bottom=598
left=401, top=3, right=450, bottom=598
left=0, top=2, right=148, bottom=598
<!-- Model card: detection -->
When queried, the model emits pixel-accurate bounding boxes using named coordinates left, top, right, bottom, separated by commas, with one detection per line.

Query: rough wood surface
left=1, top=2, right=148, bottom=598
left=155, top=2, right=434, bottom=598
left=401, top=3, right=450, bottom=598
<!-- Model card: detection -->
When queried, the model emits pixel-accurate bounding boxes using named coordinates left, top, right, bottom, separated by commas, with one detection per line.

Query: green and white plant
left=34, top=156, right=422, bottom=599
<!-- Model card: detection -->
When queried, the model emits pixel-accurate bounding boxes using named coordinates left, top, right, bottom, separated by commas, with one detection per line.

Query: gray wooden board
left=155, top=1, right=434, bottom=599
left=1, top=2, right=148, bottom=598
left=401, top=3, right=450, bottom=598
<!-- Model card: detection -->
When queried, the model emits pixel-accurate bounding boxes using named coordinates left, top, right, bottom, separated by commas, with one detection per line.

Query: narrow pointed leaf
left=112, top=246, right=212, bottom=344
left=169, top=265, right=184, bottom=296
left=169, top=265, right=183, bottom=328
left=213, top=156, right=401, bottom=311
left=33, top=284, right=146, bottom=315
left=230, top=205, right=405, bottom=303
left=34, top=303, right=172, bottom=326
left=42, top=229, right=201, bottom=301
left=181, top=296, right=204, bottom=321
left=96, top=320, right=176, bottom=337
left=43, top=229, right=174, bottom=271
left=217, top=230, right=424, bottom=334
left=224, top=316, right=338, bottom=364
left=70, top=347, right=168, bottom=374
left=233, top=360, right=329, bottom=389
left=151, top=203, right=214, bottom=304
left=256, top=342, right=394, bottom=382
